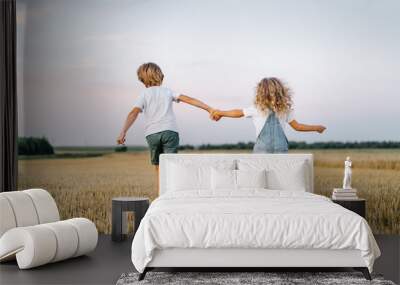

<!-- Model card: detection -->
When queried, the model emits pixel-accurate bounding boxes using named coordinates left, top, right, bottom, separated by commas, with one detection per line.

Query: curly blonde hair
left=254, top=77, right=292, bottom=114
left=137, top=62, right=164, bottom=87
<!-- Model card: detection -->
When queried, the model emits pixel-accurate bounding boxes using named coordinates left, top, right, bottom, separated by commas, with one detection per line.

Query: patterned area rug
left=116, top=271, right=396, bottom=285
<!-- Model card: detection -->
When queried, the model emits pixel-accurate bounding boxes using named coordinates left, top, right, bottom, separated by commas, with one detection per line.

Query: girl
left=210, top=77, right=326, bottom=153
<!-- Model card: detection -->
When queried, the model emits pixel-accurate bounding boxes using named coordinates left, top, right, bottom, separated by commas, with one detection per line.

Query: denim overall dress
left=253, top=111, right=289, bottom=153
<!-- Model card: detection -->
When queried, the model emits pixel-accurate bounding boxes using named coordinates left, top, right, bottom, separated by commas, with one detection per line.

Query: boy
left=117, top=63, right=213, bottom=194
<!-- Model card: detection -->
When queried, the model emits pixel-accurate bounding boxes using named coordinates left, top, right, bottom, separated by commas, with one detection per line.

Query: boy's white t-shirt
left=133, top=86, right=180, bottom=137
left=242, top=106, right=295, bottom=138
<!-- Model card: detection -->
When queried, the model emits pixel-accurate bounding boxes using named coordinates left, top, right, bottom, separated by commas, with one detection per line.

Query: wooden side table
left=332, top=198, right=366, bottom=218
left=112, top=197, right=150, bottom=242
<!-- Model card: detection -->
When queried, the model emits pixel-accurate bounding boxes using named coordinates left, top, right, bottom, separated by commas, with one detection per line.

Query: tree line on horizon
left=179, top=141, right=400, bottom=150
left=17, top=137, right=400, bottom=155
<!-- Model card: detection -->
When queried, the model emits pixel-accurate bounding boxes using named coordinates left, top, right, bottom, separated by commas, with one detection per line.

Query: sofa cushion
left=0, top=192, right=39, bottom=227
left=0, top=196, right=17, bottom=237
left=0, top=218, right=97, bottom=269
left=0, top=226, right=57, bottom=269
left=42, top=221, right=79, bottom=262
left=24, top=189, right=60, bottom=224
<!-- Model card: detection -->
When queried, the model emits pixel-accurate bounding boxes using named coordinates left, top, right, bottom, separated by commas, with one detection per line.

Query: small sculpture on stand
left=332, top=157, right=357, bottom=200
left=343, top=156, right=352, bottom=189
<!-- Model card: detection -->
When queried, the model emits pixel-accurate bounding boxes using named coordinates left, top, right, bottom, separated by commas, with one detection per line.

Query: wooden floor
left=0, top=234, right=398, bottom=285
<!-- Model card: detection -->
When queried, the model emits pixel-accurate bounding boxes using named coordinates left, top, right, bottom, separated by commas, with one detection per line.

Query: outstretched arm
left=117, top=107, right=141, bottom=144
left=289, top=120, right=326, bottom=133
left=177, top=94, right=213, bottom=113
left=210, top=109, right=244, bottom=120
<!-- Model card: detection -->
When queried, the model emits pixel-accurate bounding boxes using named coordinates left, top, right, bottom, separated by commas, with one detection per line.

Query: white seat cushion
left=0, top=218, right=97, bottom=269
left=0, top=226, right=57, bottom=269
left=24, top=189, right=60, bottom=223
left=42, top=221, right=79, bottom=262
left=0, top=192, right=39, bottom=227
left=0, top=189, right=98, bottom=269
left=66, top=218, right=98, bottom=257
left=0, top=196, right=17, bottom=237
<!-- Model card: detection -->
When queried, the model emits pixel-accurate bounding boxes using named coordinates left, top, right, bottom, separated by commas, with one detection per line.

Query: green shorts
left=145, top=130, right=179, bottom=165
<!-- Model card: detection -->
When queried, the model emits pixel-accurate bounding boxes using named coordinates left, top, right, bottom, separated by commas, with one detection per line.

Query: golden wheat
left=18, top=150, right=400, bottom=234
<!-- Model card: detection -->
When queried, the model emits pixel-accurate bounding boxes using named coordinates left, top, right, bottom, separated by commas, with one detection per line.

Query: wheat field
left=18, top=149, right=400, bottom=234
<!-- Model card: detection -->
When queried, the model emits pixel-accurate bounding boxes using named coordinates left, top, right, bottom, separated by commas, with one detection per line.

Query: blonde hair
left=137, top=62, right=164, bottom=87
left=254, top=77, right=292, bottom=114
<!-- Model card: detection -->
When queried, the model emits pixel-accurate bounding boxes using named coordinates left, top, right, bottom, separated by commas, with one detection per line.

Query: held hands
left=209, top=109, right=222, bottom=121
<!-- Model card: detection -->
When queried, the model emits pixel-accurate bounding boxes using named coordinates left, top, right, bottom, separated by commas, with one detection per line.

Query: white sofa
left=0, top=189, right=98, bottom=269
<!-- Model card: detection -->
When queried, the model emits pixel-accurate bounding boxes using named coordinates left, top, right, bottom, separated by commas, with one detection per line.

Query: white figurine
left=343, top=156, right=352, bottom=189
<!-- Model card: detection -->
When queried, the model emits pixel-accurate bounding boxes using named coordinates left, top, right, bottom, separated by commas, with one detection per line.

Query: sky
left=17, top=0, right=400, bottom=146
